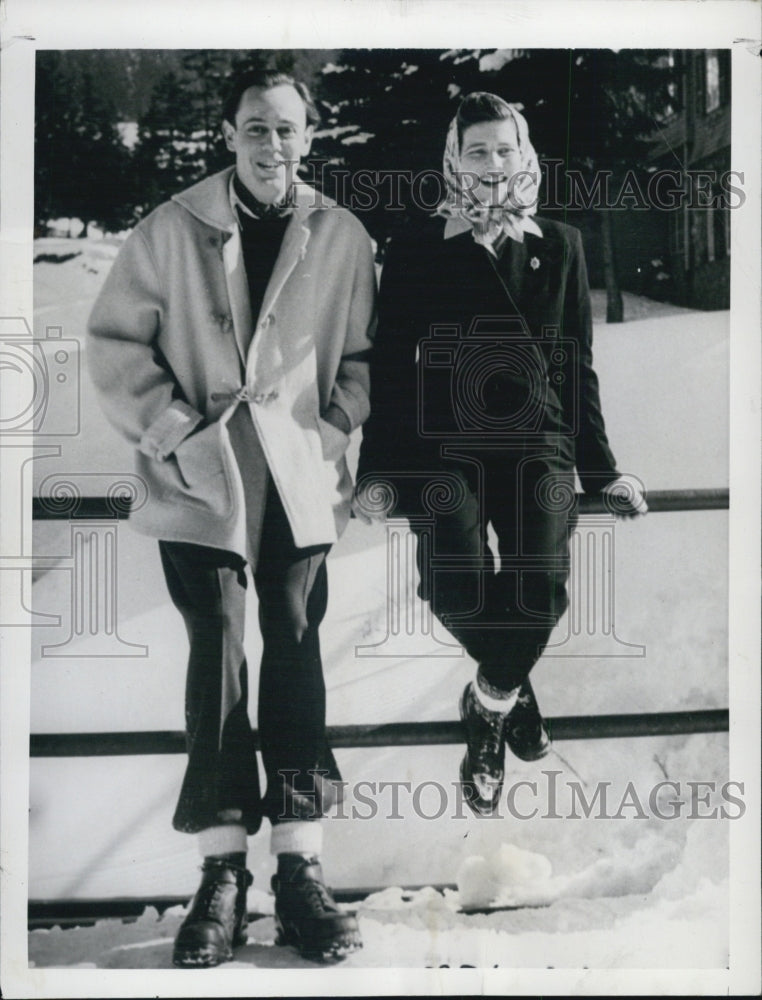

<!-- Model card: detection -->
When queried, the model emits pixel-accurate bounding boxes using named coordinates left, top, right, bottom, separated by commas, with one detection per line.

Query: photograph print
left=2, top=21, right=756, bottom=995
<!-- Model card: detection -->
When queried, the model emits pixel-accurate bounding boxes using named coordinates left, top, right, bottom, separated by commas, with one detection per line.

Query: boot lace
left=468, top=694, right=506, bottom=769
left=191, top=860, right=249, bottom=916
left=297, top=876, right=337, bottom=914
left=476, top=727, right=504, bottom=765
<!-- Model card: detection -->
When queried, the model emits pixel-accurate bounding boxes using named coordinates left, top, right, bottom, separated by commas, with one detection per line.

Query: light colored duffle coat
left=87, top=167, right=377, bottom=559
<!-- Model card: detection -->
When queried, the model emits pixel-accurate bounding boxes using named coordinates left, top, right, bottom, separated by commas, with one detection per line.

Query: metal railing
left=32, top=487, right=730, bottom=520
left=30, top=708, right=729, bottom=759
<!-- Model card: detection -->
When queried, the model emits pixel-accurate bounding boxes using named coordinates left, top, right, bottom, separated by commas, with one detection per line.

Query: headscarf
left=436, top=96, right=541, bottom=248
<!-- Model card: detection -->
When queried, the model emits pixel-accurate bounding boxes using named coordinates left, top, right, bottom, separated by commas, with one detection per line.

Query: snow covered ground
left=11, top=235, right=752, bottom=989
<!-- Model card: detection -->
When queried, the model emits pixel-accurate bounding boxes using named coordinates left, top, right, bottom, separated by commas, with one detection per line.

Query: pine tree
left=176, top=50, right=235, bottom=176
left=35, top=52, right=133, bottom=234
left=314, top=49, right=486, bottom=248
left=133, top=67, right=211, bottom=217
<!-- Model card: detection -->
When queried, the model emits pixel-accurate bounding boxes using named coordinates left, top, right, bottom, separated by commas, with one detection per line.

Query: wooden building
left=618, top=49, right=732, bottom=310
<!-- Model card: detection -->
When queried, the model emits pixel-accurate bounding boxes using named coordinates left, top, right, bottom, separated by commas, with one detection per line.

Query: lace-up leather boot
left=172, top=857, right=253, bottom=967
left=459, top=681, right=509, bottom=816
left=504, top=679, right=552, bottom=761
left=271, top=854, right=362, bottom=962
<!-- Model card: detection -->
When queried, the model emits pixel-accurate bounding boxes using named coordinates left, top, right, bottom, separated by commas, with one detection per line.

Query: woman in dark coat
left=356, top=92, right=647, bottom=815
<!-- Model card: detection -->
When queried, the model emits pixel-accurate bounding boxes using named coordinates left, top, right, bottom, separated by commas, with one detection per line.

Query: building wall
left=641, top=49, right=732, bottom=311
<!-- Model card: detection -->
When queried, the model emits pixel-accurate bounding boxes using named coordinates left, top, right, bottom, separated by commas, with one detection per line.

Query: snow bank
left=29, top=869, right=728, bottom=971
left=357, top=879, right=728, bottom=968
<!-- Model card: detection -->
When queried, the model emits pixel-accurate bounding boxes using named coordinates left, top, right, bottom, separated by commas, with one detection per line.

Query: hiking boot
left=459, top=681, right=509, bottom=816
left=505, top=680, right=552, bottom=762
left=272, top=854, right=362, bottom=963
left=172, top=857, right=253, bottom=967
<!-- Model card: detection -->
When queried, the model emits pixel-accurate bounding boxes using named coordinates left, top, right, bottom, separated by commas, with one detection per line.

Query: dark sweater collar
left=233, top=173, right=295, bottom=220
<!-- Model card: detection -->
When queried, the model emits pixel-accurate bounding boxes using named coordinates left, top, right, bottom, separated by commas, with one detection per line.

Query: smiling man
left=87, top=70, right=376, bottom=966
left=223, top=78, right=311, bottom=206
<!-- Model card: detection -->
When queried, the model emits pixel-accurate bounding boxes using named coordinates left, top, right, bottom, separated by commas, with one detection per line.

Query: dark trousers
left=400, top=448, right=578, bottom=692
left=159, top=478, right=339, bottom=835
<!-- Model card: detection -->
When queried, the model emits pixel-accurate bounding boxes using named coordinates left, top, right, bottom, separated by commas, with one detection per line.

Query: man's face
left=222, top=84, right=314, bottom=204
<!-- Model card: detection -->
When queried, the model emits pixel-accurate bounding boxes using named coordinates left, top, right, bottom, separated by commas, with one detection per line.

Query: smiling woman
left=459, top=118, right=523, bottom=207
left=355, top=90, right=647, bottom=819
left=435, top=92, right=544, bottom=251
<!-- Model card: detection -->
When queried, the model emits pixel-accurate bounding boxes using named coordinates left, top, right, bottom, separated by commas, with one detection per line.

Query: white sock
left=474, top=676, right=520, bottom=715
left=197, top=823, right=247, bottom=858
left=270, top=821, right=323, bottom=858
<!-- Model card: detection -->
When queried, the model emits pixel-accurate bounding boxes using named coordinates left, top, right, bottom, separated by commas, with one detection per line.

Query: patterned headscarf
left=436, top=96, right=541, bottom=247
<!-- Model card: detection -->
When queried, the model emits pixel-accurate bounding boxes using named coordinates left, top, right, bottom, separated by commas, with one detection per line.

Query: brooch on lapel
left=529, top=256, right=541, bottom=271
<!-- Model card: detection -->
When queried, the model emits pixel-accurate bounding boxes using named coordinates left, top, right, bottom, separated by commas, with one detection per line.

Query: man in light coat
left=88, top=70, right=376, bottom=966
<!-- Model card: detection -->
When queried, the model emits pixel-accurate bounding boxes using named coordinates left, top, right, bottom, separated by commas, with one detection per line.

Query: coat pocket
left=171, top=421, right=232, bottom=517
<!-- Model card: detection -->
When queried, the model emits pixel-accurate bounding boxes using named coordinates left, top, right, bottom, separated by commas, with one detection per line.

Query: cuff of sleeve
left=138, top=400, right=204, bottom=461
left=329, top=386, right=370, bottom=432
left=322, top=404, right=352, bottom=436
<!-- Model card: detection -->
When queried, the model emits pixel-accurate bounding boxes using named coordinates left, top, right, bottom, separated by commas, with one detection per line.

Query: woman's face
left=459, top=117, right=523, bottom=207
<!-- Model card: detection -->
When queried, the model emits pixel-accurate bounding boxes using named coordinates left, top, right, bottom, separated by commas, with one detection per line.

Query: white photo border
left=1, top=0, right=759, bottom=996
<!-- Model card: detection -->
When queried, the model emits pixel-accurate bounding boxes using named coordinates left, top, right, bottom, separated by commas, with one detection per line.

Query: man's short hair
left=222, top=70, right=321, bottom=128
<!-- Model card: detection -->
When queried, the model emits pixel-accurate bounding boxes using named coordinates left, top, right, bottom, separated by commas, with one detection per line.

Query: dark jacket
left=357, top=217, right=619, bottom=495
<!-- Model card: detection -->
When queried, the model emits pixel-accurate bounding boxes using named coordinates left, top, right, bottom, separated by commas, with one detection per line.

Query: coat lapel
left=451, top=224, right=566, bottom=334
left=244, top=211, right=312, bottom=384
left=256, top=210, right=312, bottom=330
left=501, top=236, right=528, bottom=305
left=178, top=171, right=328, bottom=370
left=517, top=229, right=563, bottom=311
